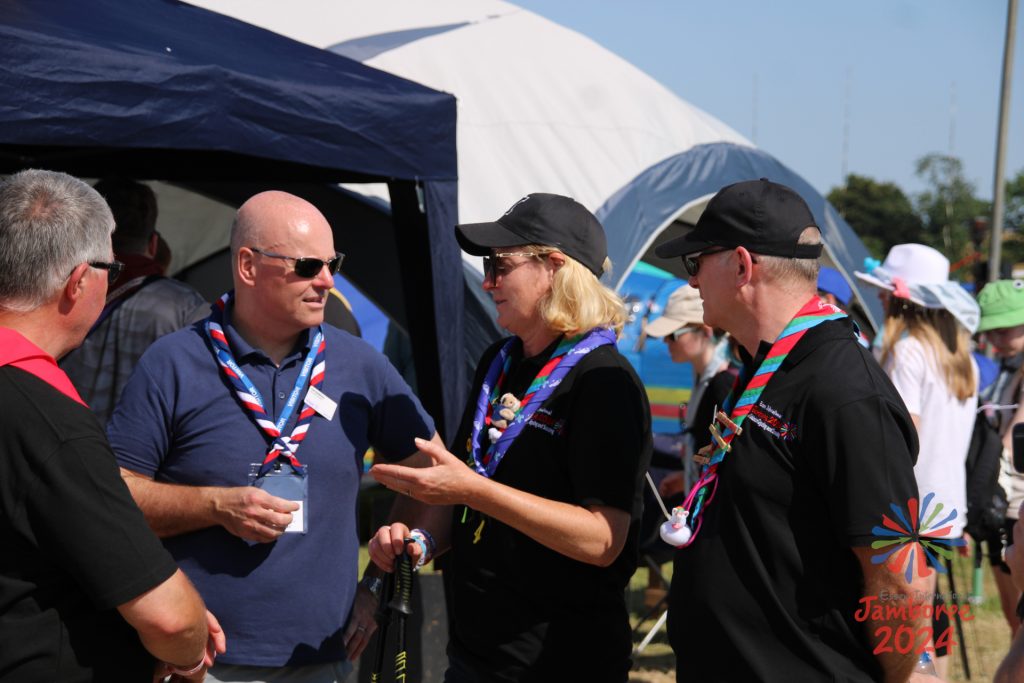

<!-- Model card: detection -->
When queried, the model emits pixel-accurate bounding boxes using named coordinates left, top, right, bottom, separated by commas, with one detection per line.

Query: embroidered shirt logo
left=525, top=407, right=566, bottom=436
left=745, top=401, right=798, bottom=441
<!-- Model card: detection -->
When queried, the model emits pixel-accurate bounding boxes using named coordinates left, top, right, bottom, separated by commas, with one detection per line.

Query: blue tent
left=597, top=143, right=883, bottom=327
left=0, top=0, right=465, bottom=438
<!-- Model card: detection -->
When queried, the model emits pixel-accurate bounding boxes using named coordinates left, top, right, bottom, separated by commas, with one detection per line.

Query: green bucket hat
left=977, top=280, right=1024, bottom=332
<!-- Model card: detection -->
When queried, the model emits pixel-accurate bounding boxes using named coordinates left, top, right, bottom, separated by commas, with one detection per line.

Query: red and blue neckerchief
left=677, top=296, right=847, bottom=546
left=204, top=292, right=325, bottom=477
left=468, top=327, right=616, bottom=478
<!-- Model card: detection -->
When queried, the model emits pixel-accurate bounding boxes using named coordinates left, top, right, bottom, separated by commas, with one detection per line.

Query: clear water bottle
left=914, top=650, right=939, bottom=676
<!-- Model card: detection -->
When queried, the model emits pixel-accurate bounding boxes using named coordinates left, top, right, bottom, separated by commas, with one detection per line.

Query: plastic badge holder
left=249, top=463, right=308, bottom=534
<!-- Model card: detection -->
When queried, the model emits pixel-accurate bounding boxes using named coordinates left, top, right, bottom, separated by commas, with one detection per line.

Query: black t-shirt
left=448, top=336, right=653, bottom=682
left=0, top=367, right=178, bottom=682
left=667, top=318, right=919, bottom=682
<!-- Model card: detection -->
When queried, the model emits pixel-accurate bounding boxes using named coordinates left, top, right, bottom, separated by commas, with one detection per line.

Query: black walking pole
left=390, top=542, right=415, bottom=683
left=370, top=559, right=396, bottom=683
left=945, top=556, right=971, bottom=679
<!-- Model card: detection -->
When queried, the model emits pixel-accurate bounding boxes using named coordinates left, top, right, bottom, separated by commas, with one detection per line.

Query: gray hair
left=755, top=227, right=822, bottom=284
left=0, top=169, right=114, bottom=311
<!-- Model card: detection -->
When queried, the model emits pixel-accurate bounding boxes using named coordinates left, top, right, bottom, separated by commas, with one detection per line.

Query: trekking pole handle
left=388, top=539, right=415, bottom=616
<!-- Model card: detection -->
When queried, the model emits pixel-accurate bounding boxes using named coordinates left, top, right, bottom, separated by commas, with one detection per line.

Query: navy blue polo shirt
left=108, top=305, right=434, bottom=667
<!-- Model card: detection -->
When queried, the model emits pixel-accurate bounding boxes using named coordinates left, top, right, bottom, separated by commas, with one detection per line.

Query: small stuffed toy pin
left=660, top=506, right=692, bottom=546
left=488, top=393, right=521, bottom=442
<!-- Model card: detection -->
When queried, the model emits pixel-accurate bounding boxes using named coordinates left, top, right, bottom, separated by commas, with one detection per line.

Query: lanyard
left=204, top=292, right=325, bottom=476
left=677, top=296, right=847, bottom=546
left=467, top=327, right=617, bottom=478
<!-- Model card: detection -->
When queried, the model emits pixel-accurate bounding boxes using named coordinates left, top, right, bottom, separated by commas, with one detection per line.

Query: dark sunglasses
left=681, top=247, right=733, bottom=278
left=481, top=251, right=541, bottom=285
left=664, top=325, right=703, bottom=342
left=89, top=260, right=125, bottom=285
left=250, top=247, right=344, bottom=278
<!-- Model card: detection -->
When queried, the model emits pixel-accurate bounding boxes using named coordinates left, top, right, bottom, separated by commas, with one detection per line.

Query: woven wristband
left=409, top=528, right=436, bottom=570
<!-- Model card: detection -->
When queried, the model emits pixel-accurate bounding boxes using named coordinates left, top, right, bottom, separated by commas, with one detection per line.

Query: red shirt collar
left=0, top=328, right=87, bottom=406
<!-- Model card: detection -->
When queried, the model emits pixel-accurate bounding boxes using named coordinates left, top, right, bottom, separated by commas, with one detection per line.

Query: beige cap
left=645, top=284, right=705, bottom=338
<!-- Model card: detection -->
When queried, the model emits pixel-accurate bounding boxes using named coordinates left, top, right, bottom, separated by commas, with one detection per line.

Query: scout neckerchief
left=468, top=327, right=617, bottom=478
left=204, top=292, right=325, bottom=476
left=0, top=327, right=88, bottom=406
left=676, top=296, right=847, bottom=546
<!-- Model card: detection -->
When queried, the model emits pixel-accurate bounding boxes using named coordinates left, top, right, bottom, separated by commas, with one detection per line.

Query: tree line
left=827, top=154, right=1024, bottom=284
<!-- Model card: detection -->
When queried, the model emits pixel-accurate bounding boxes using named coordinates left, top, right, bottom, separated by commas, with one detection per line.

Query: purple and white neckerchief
left=204, top=292, right=325, bottom=477
left=467, top=327, right=617, bottom=478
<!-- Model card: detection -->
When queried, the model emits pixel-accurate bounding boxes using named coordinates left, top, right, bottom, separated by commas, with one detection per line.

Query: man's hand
left=343, top=583, right=380, bottom=661
left=211, top=486, right=299, bottom=542
left=152, top=611, right=226, bottom=682
left=202, top=610, right=226, bottom=668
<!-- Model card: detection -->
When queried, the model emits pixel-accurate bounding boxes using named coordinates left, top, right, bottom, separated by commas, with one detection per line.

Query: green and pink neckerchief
left=672, top=296, right=847, bottom=546
left=467, top=327, right=616, bottom=478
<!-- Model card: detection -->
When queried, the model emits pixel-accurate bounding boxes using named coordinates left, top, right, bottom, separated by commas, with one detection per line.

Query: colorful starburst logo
left=871, top=493, right=967, bottom=582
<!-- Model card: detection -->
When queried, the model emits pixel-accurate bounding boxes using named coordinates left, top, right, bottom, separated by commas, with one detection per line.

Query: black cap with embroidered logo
left=655, top=178, right=823, bottom=260
left=455, top=193, right=607, bottom=277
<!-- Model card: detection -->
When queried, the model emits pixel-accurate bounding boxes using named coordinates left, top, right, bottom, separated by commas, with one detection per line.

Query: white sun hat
left=854, top=243, right=979, bottom=333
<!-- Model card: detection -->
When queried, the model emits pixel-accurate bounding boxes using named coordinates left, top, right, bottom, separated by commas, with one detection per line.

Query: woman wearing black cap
left=367, top=193, right=652, bottom=682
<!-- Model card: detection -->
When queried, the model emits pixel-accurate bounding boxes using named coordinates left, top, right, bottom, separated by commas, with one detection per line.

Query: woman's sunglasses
left=481, top=251, right=541, bottom=286
left=664, top=325, right=703, bottom=342
left=250, top=247, right=345, bottom=278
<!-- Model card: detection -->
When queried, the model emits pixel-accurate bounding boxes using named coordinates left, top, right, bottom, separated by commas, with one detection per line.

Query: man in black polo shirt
left=656, top=179, right=924, bottom=682
left=0, top=169, right=220, bottom=681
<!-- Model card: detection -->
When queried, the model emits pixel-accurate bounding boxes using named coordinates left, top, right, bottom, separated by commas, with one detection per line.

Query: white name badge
left=249, top=464, right=308, bottom=534
left=304, top=385, right=338, bottom=421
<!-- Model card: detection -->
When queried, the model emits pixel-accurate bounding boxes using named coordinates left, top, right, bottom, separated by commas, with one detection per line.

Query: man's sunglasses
left=481, top=251, right=541, bottom=285
left=681, top=247, right=733, bottom=278
left=250, top=247, right=345, bottom=278
left=89, top=260, right=125, bottom=285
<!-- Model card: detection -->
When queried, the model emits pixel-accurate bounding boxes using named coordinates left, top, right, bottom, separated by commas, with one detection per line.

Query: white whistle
left=660, top=507, right=692, bottom=546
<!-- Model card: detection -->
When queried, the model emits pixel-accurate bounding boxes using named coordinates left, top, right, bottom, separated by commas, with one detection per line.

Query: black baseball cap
left=655, top=178, right=823, bottom=260
left=455, top=193, right=607, bottom=277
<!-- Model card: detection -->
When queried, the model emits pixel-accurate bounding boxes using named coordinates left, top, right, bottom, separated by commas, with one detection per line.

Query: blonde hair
left=529, top=245, right=625, bottom=335
left=879, top=298, right=974, bottom=401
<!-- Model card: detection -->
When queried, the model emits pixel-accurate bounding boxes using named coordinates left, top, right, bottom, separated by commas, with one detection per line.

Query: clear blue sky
left=513, top=1, right=1023, bottom=202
